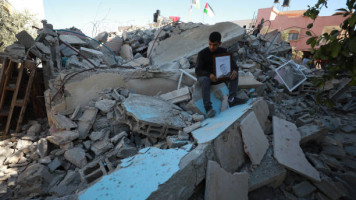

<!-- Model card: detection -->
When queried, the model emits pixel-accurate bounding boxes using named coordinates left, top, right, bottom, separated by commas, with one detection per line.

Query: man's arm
left=195, top=51, right=210, bottom=77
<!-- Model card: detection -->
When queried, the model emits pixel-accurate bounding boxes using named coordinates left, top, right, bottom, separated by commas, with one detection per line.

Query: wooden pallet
left=0, top=57, right=37, bottom=137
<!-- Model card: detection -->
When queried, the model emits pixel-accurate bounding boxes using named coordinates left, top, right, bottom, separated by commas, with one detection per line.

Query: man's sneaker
left=228, top=96, right=248, bottom=107
left=206, top=109, right=216, bottom=118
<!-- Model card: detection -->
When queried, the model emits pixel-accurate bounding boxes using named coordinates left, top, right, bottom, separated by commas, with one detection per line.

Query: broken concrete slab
left=95, top=99, right=116, bottom=113
left=52, top=114, right=77, bottom=130
left=192, top=99, right=252, bottom=144
left=77, top=107, right=98, bottom=139
left=240, top=111, right=269, bottom=165
left=47, top=131, right=79, bottom=146
left=251, top=98, right=270, bottom=131
left=150, top=22, right=245, bottom=66
left=205, top=160, right=248, bottom=200
left=183, top=122, right=201, bottom=134
left=273, top=116, right=320, bottom=182
left=91, top=140, right=114, bottom=155
left=78, top=147, right=189, bottom=200
left=120, top=94, right=187, bottom=138
left=298, top=124, right=328, bottom=144
left=59, top=34, right=86, bottom=45
left=160, top=87, right=191, bottom=104
left=213, top=122, right=245, bottom=172
left=16, top=30, right=35, bottom=49
left=248, top=148, right=287, bottom=192
left=120, top=44, right=133, bottom=60
left=292, top=181, right=316, bottom=197
left=64, top=147, right=87, bottom=168
left=166, top=136, right=189, bottom=148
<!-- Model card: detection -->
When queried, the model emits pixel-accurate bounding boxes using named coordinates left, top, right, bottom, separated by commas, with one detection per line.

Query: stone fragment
left=205, top=160, right=248, bottom=200
left=16, top=30, right=35, bottom=49
left=39, top=156, right=51, bottom=164
left=64, top=147, right=87, bottom=168
left=78, top=107, right=98, bottom=139
left=80, top=47, right=104, bottom=59
left=298, top=124, right=328, bottom=144
left=313, top=177, right=347, bottom=200
left=27, top=122, right=41, bottom=136
left=160, top=87, right=191, bottom=104
left=59, top=34, right=86, bottom=45
left=240, top=112, right=269, bottom=165
left=273, top=116, right=320, bottom=182
left=192, top=113, right=205, bottom=122
left=47, top=131, right=79, bottom=146
left=16, top=139, right=33, bottom=150
left=49, top=170, right=81, bottom=196
left=35, top=42, right=51, bottom=54
left=91, top=140, right=114, bottom=155
left=95, top=99, right=116, bottom=113
left=120, top=44, right=133, bottom=60
left=166, top=136, right=188, bottom=148
left=83, top=140, right=91, bottom=149
left=103, top=35, right=123, bottom=54
left=344, top=146, right=356, bottom=157
left=183, top=122, right=201, bottom=134
left=16, top=163, right=53, bottom=196
left=89, top=131, right=105, bottom=141
left=292, top=181, right=316, bottom=197
left=178, top=131, right=190, bottom=140
left=110, top=131, right=128, bottom=144
left=296, top=114, right=313, bottom=127
left=5, top=151, right=24, bottom=165
left=341, top=125, right=356, bottom=133
left=48, top=158, right=62, bottom=172
left=52, top=114, right=77, bottom=130
left=36, top=138, right=48, bottom=158
left=60, top=142, right=74, bottom=150
left=248, top=148, right=286, bottom=191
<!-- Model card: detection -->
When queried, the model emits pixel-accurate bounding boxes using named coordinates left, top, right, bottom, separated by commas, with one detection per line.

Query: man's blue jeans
left=198, top=76, right=238, bottom=111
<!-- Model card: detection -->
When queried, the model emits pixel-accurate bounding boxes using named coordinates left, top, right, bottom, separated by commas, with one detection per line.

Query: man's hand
left=209, top=73, right=217, bottom=82
left=230, top=70, right=238, bottom=80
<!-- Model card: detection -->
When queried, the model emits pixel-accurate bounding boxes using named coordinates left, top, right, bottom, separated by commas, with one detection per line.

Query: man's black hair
left=209, top=32, right=221, bottom=43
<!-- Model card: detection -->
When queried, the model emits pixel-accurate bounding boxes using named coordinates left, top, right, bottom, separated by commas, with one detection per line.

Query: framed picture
left=213, top=53, right=233, bottom=81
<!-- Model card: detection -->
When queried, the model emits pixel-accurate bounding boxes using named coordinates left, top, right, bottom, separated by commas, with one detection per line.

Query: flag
left=192, top=0, right=200, bottom=9
left=204, top=3, right=215, bottom=17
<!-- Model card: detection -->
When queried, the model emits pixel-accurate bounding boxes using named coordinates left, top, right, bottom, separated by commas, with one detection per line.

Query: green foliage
left=0, top=0, right=38, bottom=51
left=304, top=0, right=356, bottom=105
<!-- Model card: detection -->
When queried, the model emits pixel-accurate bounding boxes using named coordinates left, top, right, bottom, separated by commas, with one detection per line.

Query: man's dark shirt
left=195, top=47, right=238, bottom=77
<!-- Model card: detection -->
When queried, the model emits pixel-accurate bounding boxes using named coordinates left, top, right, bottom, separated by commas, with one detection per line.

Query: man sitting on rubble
left=195, top=31, right=246, bottom=118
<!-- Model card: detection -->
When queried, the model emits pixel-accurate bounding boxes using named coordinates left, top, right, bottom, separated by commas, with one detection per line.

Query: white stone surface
left=273, top=116, right=321, bottom=182
left=240, top=111, right=269, bottom=165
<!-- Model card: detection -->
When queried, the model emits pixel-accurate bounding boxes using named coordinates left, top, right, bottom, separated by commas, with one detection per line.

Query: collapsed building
left=0, top=19, right=355, bottom=200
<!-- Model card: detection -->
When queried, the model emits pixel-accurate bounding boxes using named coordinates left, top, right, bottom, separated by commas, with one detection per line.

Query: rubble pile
left=0, top=19, right=355, bottom=200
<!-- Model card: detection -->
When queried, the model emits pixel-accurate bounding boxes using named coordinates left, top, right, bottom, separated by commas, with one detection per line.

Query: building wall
left=256, top=7, right=345, bottom=51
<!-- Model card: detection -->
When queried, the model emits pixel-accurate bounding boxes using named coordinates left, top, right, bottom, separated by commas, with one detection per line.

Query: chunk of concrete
left=80, top=47, right=104, bottom=59
left=273, top=116, right=320, bottom=182
left=150, top=22, right=245, bottom=66
left=248, top=148, right=287, bottom=192
left=37, top=138, right=49, bottom=158
left=59, top=34, right=86, bottom=45
left=313, top=177, right=348, bottom=200
left=89, top=131, right=105, bottom=141
left=47, top=131, right=79, bottom=146
left=64, top=147, right=87, bottom=168
left=298, top=124, right=328, bottom=144
left=166, top=136, right=189, bottom=148
left=240, top=111, right=269, bottom=165
left=91, top=140, right=114, bottom=155
left=213, top=123, right=245, bottom=172
left=205, top=160, right=248, bottom=200
left=103, top=35, right=123, bottom=54
left=78, top=147, right=189, bottom=200
left=160, top=87, right=191, bottom=104
left=16, top=30, right=35, bottom=49
left=251, top=98, right=269, bottom=131
left=183, top=122, right=201, bottom=134
left=52, top=114, right=77, bottom=130
left=77, top=107, right=98, bottom=139
left=95, top=99, right=116, bottom=113
left=120, top=44, right=133, bottom=60
left=292, top=181, right=316, bottom=197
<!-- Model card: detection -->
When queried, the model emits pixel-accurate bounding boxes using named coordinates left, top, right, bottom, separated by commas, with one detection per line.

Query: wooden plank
left=16, top=61, right=36, bottom=132
left=0, top=57, right=9, bottom=98
left=0, top=60, right=15, bottom=109
left=4, top=62, right=24, bottom=136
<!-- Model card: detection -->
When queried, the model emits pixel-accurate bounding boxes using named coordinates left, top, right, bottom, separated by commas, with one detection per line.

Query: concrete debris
left=64, top=147, right=87, bottom=168
left=240, top=111, right=269, bottom=165
left=273, top=116, right=321, bottom=182
left=205, top=160, right=248, bottom=200
left=0, top=18, right=355, bottom=200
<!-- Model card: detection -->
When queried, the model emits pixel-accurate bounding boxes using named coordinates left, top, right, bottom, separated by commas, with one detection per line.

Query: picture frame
left=213, top=53, right=233, bottom=81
